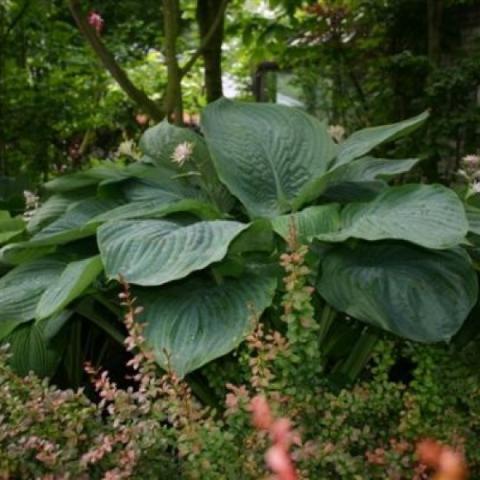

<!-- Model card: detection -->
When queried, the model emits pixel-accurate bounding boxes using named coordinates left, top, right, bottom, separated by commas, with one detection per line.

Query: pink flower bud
left=270, top=418, right=293, bottom=449
left=250, top=395, right=273, bottom=430
left=265, top=445, right=298, bottom=480
left=88, top=11, right=104, bottom=34
left=135, top=113, right=149, bottom=126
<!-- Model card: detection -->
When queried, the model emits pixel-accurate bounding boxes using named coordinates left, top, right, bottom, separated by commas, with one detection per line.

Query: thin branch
left=180, top=0, right=229, bottom=78
left=68, top=0, right=164, bottom=122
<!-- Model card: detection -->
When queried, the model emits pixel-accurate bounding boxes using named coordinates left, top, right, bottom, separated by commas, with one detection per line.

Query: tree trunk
left=427, top=0, right=443, bottom=63
left=163, top=0, right=183, bottom=124
left=196, top=0, right=224, bottom=102
left=0, top=4, right=6, bottom=175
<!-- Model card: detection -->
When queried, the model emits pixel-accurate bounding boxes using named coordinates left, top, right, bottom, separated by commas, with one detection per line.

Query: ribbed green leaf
left=0, top=258, right=66, bottom=328
left=98, top=219, right=249, bottom=286
left=141, top=119, right=211, bottom=168
left=465, top=204, right=480, bottom=236
left=139, top=273, right=277, bottom=376
left=89, top=198, right=220, bottom=223
left=121, top=174, right=202, bottom=203
left=294, top=156, right=419, bottom=208
left=315, top=184, right=468, bottom=249
left=272, top=205, right=341, bottom=242
left=334, top=111, right=429, bottom=167
left=6, top=311, right=71, bottom=377
left=0, top=243, right=56, bottom=265
left=30, top=198, right=121, bottom=245
left=27, top=193, right=88, bottom=233
left=0, top=319, right=21, bottom=342
left=0, top=212, right=24, bottom=244
left=140, top=120, right=233, bottom=210
left=201, top=98, right=337, bottom=218
left=36, top=256, right=103, bottom=320
left=44, top=162, right=131, bottom=192
left=317, top=242, right=477, bottom=342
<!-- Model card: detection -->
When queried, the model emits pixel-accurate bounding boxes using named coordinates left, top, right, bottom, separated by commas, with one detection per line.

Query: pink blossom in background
left=250, top=395, right=299, bottom=480
left=88, top=11, right=104, bottom=34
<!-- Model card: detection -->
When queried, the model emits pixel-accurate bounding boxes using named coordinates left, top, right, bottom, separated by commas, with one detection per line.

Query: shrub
left=1, top=240, right=479, bottom=479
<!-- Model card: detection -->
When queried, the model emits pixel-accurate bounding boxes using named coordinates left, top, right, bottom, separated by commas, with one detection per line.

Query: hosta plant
left=0, top=98, right=477, bottom=380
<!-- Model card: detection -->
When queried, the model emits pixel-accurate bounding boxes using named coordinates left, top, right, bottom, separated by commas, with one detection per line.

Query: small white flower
left=171, top=141, right=193, bottom=167
left=117, top=139, right=133, bottom=156
left=327, top=124, right=345, bottom=143
left=472, top=180, right=480, bottom=194
left=23, top=190, right=40, bottom=220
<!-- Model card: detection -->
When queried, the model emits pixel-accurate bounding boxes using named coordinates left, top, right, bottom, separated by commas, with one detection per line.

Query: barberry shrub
left=1, top=239, right=479, bottom=479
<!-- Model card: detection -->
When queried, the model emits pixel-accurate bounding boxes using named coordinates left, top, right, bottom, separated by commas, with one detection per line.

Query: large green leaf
left=44, top=162, right=132, bottom=192
left=294, top=156, right=419, bottom=208
left=317, top=242, right=477, bottom=342
left=201, top=98, right=337, bottom=218
left=315, top=184, right=468, bottom=249
left=0, top=212, right=25, bottom=244
left=140, top=119, right=211, bottom=168
left=333, top=111, right=429, bottom=167
left=140, top=120, right=233, bottom=211
left=27, top=193, right=90, bottom=233
left=0, top=243, right=56, bottom=265
left=89, top=198, right=220, bottom=223
left=272, top=204, right=341, bottom=243
left=98, top=219, right=249, bottom=286
left=139, top=274, right=277, bottom=377
left=121, top=173, right=203, bottom=203
left=6, top=311, right=71, bottom=377
left=36, top=256, right=103, bottom=320
left=465, top=204, right=480, bottom=236
left=0, top=257, right=66, bottom=328
left=30, top=197, right=121, bottom=246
